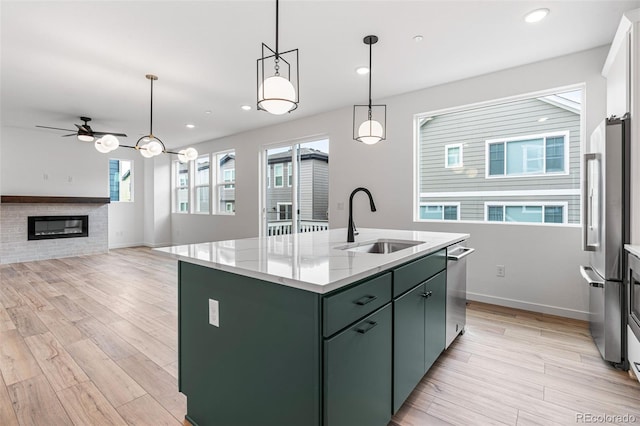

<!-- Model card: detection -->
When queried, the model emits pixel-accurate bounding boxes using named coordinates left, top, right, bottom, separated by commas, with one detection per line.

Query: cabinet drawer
left=393, top=250, right=446, bottom=298
left=323, top=273, right=391, bottom=337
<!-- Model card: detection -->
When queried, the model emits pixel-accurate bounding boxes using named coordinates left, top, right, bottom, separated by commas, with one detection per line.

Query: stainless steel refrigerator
left=580, top=114, right=630, bottom=367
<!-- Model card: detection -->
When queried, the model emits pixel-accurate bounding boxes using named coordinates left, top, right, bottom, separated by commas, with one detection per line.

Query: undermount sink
left=335, top=239, right=425, bottom=254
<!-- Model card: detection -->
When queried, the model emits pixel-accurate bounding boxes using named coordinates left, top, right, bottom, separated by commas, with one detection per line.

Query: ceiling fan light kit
left=353, top=35, right=386, bottom=145
left=257, top=0, right=299, bottom=115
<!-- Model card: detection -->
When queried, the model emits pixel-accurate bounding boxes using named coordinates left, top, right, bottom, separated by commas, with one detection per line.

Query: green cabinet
left=393, top=270, right=446, bottom=413
left=324, top=304, right=392, bottom=426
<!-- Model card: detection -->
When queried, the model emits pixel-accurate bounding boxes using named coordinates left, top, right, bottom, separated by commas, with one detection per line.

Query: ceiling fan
left=36, top=116, right=127, bottom=142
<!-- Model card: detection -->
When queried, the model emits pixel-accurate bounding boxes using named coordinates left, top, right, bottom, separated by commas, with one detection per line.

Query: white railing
left=267, top=220, right=329, bottom=236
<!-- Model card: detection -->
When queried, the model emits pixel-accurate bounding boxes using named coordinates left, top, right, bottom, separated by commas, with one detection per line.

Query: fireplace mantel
left=1, top=196, right=110, bottom=204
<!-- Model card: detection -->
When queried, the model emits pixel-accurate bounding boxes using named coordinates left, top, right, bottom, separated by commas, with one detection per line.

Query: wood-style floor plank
left=1, top=248, right=640, bottom=426
left=23, top=331, right=89, bottom=392
left=0, top=329, right=42, bottom=386
left=7, top=374, right=71, bottom=426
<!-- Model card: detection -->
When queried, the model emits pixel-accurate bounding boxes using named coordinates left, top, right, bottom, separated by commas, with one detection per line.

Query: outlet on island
left=496, top=265, right=505, bottom=277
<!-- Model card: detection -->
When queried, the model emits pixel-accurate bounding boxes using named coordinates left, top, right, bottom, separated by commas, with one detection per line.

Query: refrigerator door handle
left=582, top=153, right=600, bottom=252
left=580, top=265, right=604, bottom=287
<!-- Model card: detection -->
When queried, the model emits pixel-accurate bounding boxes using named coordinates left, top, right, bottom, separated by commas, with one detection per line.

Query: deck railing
left=267, top=220, right=329, bottom=236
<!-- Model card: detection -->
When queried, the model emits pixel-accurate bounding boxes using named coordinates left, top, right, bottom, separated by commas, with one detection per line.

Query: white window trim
left=109, top=158, right=134, bottom=203
left=485, top=131, right=570, bottom=179
left=225, top=202, right=234, bottom=213
left=193, top=155, right=211, bottom=214
left=214, top=150, right=236, bottom=215
left=483, top=201, right=569, bottom=224
left=276, top=202, right=293, bottom=220
left=417, top=202, right=461, bottom=221
left=287, top=161, right=292, bottom=187
left=274, top=163, right=284, bottom=188
left=444, top=144, right=463, bottom=169
left=174, top=160, right=190, bottom=214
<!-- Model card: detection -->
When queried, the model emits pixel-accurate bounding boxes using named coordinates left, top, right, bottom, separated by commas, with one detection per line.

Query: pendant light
left=134, top=74, right=198, bottom=163
left=257, top=0, right=299, bottom=115
left=353, top=35, right=386, bottom=145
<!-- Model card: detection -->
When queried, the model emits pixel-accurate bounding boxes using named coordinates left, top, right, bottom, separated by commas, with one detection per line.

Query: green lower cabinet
left=324, top=304, right=392, bottom=426
left=424, top=271, right=446, bottom=372
left=393, top=270, right=447, bottom=413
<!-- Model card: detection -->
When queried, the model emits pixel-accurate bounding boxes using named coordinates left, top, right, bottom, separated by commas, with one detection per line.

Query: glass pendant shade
left=146, top=140, right=163, bottom=156
left=357, top=119, right=384, bottom=145
left=139, top=144, right=154, bottom=158
left=94, top=138, right=111, bottom=153
left=78, top=134, right=94, bottom=142
left=100, top=134, right=120, bottom=151
left=178, top=147, right=198, bottom=163
left=258, top=75, right=296, bottom=115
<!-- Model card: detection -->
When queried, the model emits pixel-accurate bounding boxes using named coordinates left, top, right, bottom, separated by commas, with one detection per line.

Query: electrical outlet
left=43, top=173, right=49, bottom=181
left=496, top=265, right=505, bottom=277
left=209, top=299, right=220, bottom=327
left=68, top=176, right=73, bottom=183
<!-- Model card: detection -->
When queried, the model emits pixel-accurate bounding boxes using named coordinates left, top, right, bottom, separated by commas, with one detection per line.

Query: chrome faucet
left=347, top=187, right=377, bottom=243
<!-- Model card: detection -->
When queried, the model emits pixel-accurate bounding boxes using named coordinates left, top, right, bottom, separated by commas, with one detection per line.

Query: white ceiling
left=2, top=0, right=639, bottom=149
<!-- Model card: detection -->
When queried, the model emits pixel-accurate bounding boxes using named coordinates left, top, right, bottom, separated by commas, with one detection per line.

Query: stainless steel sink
left=335, top=239, right=424, bottom=254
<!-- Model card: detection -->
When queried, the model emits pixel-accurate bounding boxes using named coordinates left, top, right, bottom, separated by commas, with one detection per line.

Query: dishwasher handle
left=580, top=265, right=604, bottom=288
left=447, top=247, right=475, bottom=261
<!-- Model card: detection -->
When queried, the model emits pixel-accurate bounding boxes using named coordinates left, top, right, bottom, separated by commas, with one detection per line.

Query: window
left=485, top=203, right=567, bottom=224
left=175, top=161, right=189, bottom=213
left=109, top=159, right=133, bottom=202
left=223, top=169, right=235, bottom=189
left=445, top=144, right=463, bottom=168
left=216, top=151, right=236, bottom=214
left=277, top=202, right=293, bottom=220
left=194, top=156, right=210, bottom=213
left=415, top=86, right=582, bottom=225
left=274, top=164, right=284, bottom=187
left=486, top=132, right=568, bottom=177
left=267, top=164, right=270, bottom=188
left=419, top=203, right=460, bottom=220
left=287, top=162, right=293, bottom=186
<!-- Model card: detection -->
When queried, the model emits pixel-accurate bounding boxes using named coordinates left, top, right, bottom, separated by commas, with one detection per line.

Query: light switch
left=209, top=299, right=219, bottom=327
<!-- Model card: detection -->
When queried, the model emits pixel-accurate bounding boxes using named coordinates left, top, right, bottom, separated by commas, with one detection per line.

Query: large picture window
left=415, top=86, right=582, bottom=225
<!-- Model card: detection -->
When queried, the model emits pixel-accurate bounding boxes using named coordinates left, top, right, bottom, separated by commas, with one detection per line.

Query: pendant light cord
left=368, top=40, right=373, bottom=115
left=275, top=0, right=279, bottom=58
left=149, top=78, right=154, bottom=136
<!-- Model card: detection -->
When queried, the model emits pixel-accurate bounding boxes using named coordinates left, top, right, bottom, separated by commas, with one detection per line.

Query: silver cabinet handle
left=447, top=247, right=475, bottom=261
left=580, top=265, right=604, bottom=288
left=582, top=153, right=599, bottom=252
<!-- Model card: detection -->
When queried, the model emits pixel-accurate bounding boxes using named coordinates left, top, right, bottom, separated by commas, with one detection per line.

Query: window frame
left=274, top=163, right=284, bottom=188
left=193, top=154, right=211, bottom=214
left=444, top=144, right=463, bottom=169
left=418, top=202, right=461, bottom=221
left=483, top=201, right=568, bottom=224
left=215, top=150, right=236, bottom=215
left=174, top=160, right=190, bottom=214
left=485, top=131, right=570, bottom=179
left=276, top=202, right=293, bottom=220
left=287, top=161, right=293, bottom=187
left=108, top=158, right=134, bottom=203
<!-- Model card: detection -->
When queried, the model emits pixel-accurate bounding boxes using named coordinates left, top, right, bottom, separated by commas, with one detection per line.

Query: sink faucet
left=347, top=187, right=377, bottom=243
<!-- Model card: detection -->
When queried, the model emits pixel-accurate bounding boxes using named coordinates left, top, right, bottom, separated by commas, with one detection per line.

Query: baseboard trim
left=466, top=291, right=589, bottom=321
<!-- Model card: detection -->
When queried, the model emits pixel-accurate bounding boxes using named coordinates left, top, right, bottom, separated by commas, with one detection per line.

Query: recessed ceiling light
left=241, top=105, right=252, bottom=111
left=537, top=117, right=548, bottom=122
left=413, top=35, right=424, bottom=42
left=524, top=8, right=549, bottom=23
left=356, top=67, right=369, bottom=75
left=205, top=110, right=212, bottom=114
left=186, top=124, right=195, bottom=129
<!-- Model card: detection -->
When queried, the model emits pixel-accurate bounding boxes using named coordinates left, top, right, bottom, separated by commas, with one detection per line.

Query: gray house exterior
left=219, top=153, right=235, bottom=213
left=418, top=94, right=581, bottom=224
left=266, top=148, right=329, bottom=222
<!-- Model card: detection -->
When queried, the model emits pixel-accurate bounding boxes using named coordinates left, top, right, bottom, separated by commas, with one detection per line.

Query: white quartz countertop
left=154, top=228, right=469, bottom=294
left=626, top=245, right=640, bottom=259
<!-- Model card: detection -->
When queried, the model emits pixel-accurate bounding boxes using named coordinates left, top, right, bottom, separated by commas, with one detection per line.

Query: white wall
left=0, top=127, right=147, bottom=249
left=164, top=46, right=609, bottom=320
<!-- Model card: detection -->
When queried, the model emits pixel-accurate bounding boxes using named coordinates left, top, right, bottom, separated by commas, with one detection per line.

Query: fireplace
left=28, top=215, right=89, bottom=240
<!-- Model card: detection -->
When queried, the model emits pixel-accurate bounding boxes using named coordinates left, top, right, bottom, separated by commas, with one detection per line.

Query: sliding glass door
left=263, top=139, right=329, bottom=236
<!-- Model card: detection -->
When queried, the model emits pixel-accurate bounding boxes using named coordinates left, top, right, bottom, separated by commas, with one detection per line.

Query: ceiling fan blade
left=35, top=125, right=76, bottom=132
left=93, top=131, right=127, bottom=137
left=61, top=133, right=77, bottom=137
left=75, top=123, right=92, bottom=133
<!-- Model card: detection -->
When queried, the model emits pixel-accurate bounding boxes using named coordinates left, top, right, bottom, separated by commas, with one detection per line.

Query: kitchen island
left=156, top=228, right=469, bottom=426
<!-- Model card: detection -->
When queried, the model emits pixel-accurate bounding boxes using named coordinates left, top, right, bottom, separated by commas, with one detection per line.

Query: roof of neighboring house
left=220, top=153, right=235, bottom=166
left=267, top=148, right=328, bottom=164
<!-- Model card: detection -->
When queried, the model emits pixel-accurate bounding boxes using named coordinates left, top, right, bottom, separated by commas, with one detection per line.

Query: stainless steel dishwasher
left=446, top=244, right=475, bottom=348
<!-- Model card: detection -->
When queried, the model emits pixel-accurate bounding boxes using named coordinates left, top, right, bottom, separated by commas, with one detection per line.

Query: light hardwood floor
left=1, top=247, right=639, bottom=425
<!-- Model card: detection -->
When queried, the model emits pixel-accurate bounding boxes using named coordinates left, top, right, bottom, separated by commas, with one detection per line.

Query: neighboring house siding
left=419, top=98, right=580, bottom=223
left=312, top=160, right=329, bottom=221
left=219, top=158, right=235, bottom=210
left=299, top=161, right=313, bottom=220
